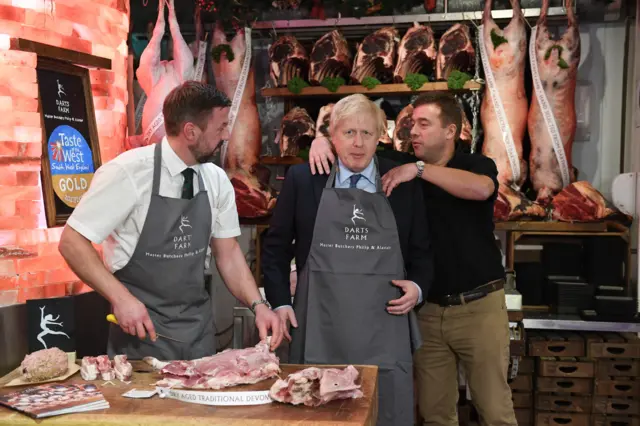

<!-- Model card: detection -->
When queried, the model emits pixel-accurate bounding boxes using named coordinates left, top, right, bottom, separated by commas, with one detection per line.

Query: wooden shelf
left=494, top=221, right=611, bottom=233
left=260, top=156, right=305, bottom=166
left=261, top=81, right=483, bottom=98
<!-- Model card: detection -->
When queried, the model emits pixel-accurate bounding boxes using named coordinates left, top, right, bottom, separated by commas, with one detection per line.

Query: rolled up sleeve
left=211, top=172, right=241, bottom=239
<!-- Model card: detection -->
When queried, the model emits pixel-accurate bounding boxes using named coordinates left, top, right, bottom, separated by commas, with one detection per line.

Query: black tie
left=349, top=174, right=362, bottom=188
left=181, top=168, right=195, bottom=200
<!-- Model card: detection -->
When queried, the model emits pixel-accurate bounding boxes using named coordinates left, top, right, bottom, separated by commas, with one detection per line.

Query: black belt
left=427, top=279, right=505, bottom=307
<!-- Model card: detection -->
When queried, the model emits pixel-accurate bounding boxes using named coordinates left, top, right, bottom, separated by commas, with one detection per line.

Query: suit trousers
left=414, top=289, right=517, bottom=426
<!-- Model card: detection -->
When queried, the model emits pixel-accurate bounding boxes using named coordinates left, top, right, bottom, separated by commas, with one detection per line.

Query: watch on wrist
left=250, top=299, right=271, bottom=313
left=416, top=160, right=425, bottom=178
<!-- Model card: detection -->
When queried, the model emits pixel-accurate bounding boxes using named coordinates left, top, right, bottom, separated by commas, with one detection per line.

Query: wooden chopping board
left=0, top=362, right=378, bottom=426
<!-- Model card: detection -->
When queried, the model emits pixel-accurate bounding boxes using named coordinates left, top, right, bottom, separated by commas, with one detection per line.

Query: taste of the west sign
left=36, top=58, right=102, bottom=226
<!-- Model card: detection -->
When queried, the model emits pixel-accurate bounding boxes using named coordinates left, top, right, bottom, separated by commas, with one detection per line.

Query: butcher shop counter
left=0, top=362, right=379, bottom=426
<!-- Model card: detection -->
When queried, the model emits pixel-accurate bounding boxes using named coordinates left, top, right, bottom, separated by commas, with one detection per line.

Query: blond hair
left=329, top=94, right=386, bottom=139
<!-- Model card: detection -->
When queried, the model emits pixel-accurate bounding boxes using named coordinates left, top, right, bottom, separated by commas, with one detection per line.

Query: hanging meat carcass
left=269, top=35, right=309, bottom=87
left=350, top=27, right=399, bottom=84
left=309, top=30, right=352, bottom=85
left=280, top=107, right=316, bottom=157
left=393, top=23, right=437, bottom=83
left=528, top=0, right=580, bottom=205
left=134, top=0, right=194, bottom=148
left=550, top=182, right=631, bottom=224
left=494, top=184, right=547, bottom=222
left=211, top=24, right=276, bottom=218
left=436, top=23, right=475, bottom=81
left=393, top=104, right=414, bottom=152
left=479, top=0, right=528, bottom=190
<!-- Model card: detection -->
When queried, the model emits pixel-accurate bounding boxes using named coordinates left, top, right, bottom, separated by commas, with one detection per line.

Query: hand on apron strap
left=386, top=280, right=419, bottom=315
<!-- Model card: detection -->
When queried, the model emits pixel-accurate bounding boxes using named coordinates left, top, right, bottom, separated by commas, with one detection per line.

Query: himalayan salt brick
left=17, top=141, right=42, bottom=158
left=59, top=36, right=92, bottom=55
left=11, top=0, right=56, bottom=12
left=13, top=127, right=42, bottom=143
left=92, top=96, right=114, bottom=110
left=0, top=275, right=17, bottom=290
left=16, top=200, right=41, bottom=217
left=0, top=230, right=17, bottom=245
left=0, top=141, right=18, bottom=155
left=0, top=34, right=11, bottom=50
left=45, top=226, right=63, bottom=242
left=0, top=214, right=38, bottom=229
left=24, top=11, right=73, bottom=37
left=0, top=168, right=16, bottom=185
left=0, top=50, right=36, bottom=67
left=20, top=27, right=63, bottom=48
left=6, top=185, right=41, bottom=202
left=90, top=70, right=114, bottom=85
left=18, top=285, right=45, bottom=302
left=0, top=258, right=16, bottom=276
left=92, top=43, right=115, bottom=60
left=16, top=170, right=38, bottom=186
left=0, top=96, right=38, bottom=112
left=0, top=66, right=37, bottom=83
left=0, top=79, right=37, bottom=98
left=16, top=254, right=61, bottom=274
left=46, top=268, right=77, bottom=284
left=0, top=111, right=40, bottom=127
left=43, top=283, right=66, bottom=298
left=0, top=5, right=25, bottom=23
left=16, top=229, right=46, bottom=245
left=0, top=199, right=15, bottom=216
left=0, top=96, right=9, bottom=110
left=19, top=272, right=45, bottom=289
left=37, top=242, right=59, bottom=257
left=0, top=290, right=18, bottom=306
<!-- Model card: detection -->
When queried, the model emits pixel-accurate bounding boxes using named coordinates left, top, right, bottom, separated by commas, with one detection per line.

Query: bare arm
left=136, top=0, right=165, bottom=93
left=421, top=163, right=495, bottom=201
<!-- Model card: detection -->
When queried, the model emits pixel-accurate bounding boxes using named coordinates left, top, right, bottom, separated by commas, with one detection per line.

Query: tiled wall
left=0, top=0, right=130, bottom=306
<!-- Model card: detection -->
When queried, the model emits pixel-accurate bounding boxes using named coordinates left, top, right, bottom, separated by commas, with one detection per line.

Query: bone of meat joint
left=493, top=184, right=546, bottom=222
left=136, top=0, right=194, bottom=147
left=528, top=0, right=580, bottom=205
left=550, top=181, right=631, bottom=223
left=350, top=27, right=399, bottom=84
left=309, top=30, right=352, bottom=85
left=211, top=23, right=276, bottom=218
left=393, top=105, right=414, bottom=152
left=480, top=0, right=529, bottom=189
left=393, top=23, right=437, bottom=83
left=144, top=339, right=280, bottom=390
left=80, top=357, right=99, bottom=381
left=269, top=36, right=309, bottom=87
left=280, top=107, right=316, bottom=157
left=269, top=365, right=363, bottom=407
left=436, top=23, right=475, bottom=81
left=114, top=355, right=133, bottom=382
left=96, top=355, right=115, bottom=381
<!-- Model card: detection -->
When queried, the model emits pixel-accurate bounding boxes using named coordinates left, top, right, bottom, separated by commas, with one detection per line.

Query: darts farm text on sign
left=37, top=58, right=102, bottom=227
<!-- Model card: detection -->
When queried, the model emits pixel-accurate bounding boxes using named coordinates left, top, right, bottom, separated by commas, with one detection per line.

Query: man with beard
left=307, top=92, right=516, bottom=425
left=59, top=81, right=282, bottom=360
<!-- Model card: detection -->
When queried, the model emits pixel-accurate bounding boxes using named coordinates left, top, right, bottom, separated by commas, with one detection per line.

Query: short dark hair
left=412, top=92, right=463, bottom=141
left=162, top=81, right=231, bottom=137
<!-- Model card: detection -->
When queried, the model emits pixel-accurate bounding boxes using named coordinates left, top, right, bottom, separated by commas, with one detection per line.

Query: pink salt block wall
left=0, top=0, right=130, bottom=306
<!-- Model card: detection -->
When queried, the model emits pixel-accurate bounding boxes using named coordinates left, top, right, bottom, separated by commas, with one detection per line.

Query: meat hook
left=462, top=12, right=480, bottom=31
left=271, top=21, right=278, bottom=39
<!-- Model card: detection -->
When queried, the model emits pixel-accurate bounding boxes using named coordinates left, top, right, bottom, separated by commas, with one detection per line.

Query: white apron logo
left=144, top=214, right=205, bottom=259
left=345, top=205, right=368, bottom=241
left=179, top=215, right=192, bottom=233
left=351, top=204, right=366, bottom=226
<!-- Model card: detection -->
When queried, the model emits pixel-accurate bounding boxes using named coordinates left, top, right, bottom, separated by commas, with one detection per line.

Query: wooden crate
left=593, top=398, right=640, bottom=416
left=530, top=332, right=585, bottom=358
left=535, top=412, right=591, bottom=426
left=513, top=392, right=533, bottom=409
left=537, top=377, right=594, bottom=395
left=520, top=358, right=535, bottom=375
left=592, top=415, right=640, bottom=426
left=597, top=360, right=640, bottom=378
left=510, top=374, right=534, bottom=392
left=539, top=357, right=596, bottom=378
left=595, top=378, right=640, bottom=397
left=587, top=333, right=640, bottom=359
left=536, top=394, right=592, bottom=413
left=517, top=408, right=533, bottom=426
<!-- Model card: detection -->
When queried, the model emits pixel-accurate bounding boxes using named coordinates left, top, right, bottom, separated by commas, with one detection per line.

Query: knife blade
left=106, top=314, right=185, bottom=343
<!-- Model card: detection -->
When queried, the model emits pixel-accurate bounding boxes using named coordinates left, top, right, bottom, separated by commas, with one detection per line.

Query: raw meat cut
left=528, top=0, right=580, bottom=205
left=551, top=182, right=631, bottom=223
left=114, top=355, right=133, bottom=382
left=211, top=23, right=276, bottom=218
left=458, top=100, right=472, bottom=143
left=280, top=107, right=316, bottom=157
left=269, top=35, right=309, bottom=87
left=136, top=0, right=194, bottom=147
left=393, top=23, right=437, bottom=83
left=480, top=0, right=528, bottom=190
left=350, top=27, right=399, bottom=84
left=393, top=105, right=414, bottom=152
left=145, top=339, right=280, bottom=390
left=96, top=355, right=115, bottom=381
left=424, top=0, right=436, bottom=12
left=309, top=30, right=352, bottom=85
left=20, top=348, right=68, bottom=382
left=494, top=185, right=546, bottom=222
left=436, top=24, right=475, bottom=81
left=269, top=365, right=363, bottom=407
left=80, top=357, right=99, bottom=381
left=315, top=103, right=334, bottom=139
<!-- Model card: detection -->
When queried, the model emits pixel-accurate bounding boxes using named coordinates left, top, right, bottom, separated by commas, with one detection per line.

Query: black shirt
left=378, top=148, right=505, bottom=298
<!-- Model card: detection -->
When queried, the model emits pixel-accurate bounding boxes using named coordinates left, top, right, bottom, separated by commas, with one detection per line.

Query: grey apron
left=289, top=158, right=421, bottom=426
left=107, top=142, right=214, bottom=361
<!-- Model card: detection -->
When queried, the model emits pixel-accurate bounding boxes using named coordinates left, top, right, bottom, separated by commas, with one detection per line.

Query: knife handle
left=106, top=314, right=119, bottom=325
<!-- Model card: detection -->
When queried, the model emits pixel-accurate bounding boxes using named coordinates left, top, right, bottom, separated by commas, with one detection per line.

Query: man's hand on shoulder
left=381, top=163, right=418, bottom=196
left=254, top=304, right=284, bottom=350
left=309, top=136, right=334, bottom=175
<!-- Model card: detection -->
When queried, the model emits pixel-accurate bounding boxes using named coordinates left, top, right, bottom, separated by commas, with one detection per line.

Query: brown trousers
left=414, top=289, right=517, bottom=426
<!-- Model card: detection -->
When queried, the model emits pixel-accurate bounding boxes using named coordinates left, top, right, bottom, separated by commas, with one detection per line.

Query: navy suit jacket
left=261, top=155, right=434, bottom=309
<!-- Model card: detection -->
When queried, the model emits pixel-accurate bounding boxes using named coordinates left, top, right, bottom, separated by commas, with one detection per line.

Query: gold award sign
left=48, top=125, right=95, bottom=208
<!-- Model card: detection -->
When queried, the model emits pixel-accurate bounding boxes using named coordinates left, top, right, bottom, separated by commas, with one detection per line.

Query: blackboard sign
left=36, top=58, right=101, bottom=227
left=26, top=296, right=76, bottom=353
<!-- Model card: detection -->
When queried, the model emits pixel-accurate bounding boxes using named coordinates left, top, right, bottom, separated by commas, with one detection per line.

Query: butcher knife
left=106, top=314, right=185, bottom=343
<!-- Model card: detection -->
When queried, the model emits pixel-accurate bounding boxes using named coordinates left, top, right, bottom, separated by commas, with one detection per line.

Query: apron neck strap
left=152, top=142, right=207, bottom=196
left=325, top=156, right=383, bottom=192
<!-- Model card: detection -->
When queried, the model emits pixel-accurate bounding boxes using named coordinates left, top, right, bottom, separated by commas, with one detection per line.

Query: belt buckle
left=442, top=295, right=457, bottom=307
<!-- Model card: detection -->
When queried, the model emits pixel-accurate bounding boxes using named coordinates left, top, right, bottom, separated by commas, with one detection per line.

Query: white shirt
left=67, top=138, right=241, bottom=273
